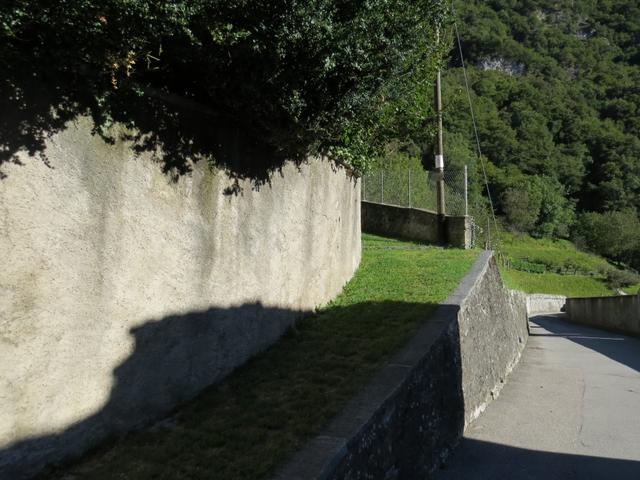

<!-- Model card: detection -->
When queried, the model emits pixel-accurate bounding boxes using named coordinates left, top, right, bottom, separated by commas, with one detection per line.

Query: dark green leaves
left=0, top=1, right=450, bottom=174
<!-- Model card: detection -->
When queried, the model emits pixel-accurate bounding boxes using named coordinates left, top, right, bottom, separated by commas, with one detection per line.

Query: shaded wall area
left=361, top=201, right=471, bottom=248
left=566, top=295, right=640, bottom=336
left=274, top=251, right=528, bottom=480
left=2, top=304, right=306, bottom=479
left=0, top=117, right=361, bottom=478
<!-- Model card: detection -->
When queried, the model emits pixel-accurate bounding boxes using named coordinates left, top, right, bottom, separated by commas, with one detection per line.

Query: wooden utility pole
left=435, top=29, right=446, bottom=217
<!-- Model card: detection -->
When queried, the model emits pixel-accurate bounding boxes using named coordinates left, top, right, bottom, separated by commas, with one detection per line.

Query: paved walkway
left=436, top=314, right=640, bottom=479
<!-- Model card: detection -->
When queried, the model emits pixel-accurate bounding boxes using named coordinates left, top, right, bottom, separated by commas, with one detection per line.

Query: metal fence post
left=408, top=169, right=412, bottom=208
left=464, top=165, right=468, bottom=216
left=381, top=170, right=384, bottom=204
left=362, top=173, right=366, bottom=201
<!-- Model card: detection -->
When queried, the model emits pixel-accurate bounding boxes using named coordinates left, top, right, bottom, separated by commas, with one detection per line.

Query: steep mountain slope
left=442, top=0, right=640, bottom=268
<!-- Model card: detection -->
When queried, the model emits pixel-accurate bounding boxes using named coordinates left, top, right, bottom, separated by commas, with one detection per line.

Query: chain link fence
left=362, top=167, right=468, bottom=216
left=362, top=166, right=495, bottom=249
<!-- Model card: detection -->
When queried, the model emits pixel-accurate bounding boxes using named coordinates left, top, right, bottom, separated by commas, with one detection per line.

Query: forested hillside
left=441, top=0, right=640, bottom=269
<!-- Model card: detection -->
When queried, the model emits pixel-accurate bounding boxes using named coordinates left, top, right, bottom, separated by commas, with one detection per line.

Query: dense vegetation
left=438, top=0, right=640, bottom=272
left=0, top=0, right=448, bottom=179
left=47, top=234, right=476, bottom=480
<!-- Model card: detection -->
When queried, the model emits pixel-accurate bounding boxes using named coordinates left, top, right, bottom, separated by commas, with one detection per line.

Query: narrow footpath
left=436, top=314, right=640, bottom=479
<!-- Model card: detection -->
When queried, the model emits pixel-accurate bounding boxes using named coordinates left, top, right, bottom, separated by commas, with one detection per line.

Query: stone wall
left=361, top=201, right=471, bottom=248
left=0, top=117, right=361, bottom=478
left=456, top=256, right=529, bottom=427
left=274, top=251, right=528, bottom=480
left=527, top=294, right=567, bottom=315
left=566, top=295, right=640, bottom=336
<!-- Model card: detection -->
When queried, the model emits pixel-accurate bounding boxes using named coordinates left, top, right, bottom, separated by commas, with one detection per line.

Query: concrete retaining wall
left=527, top=294, right=567, bottom=315
left=274, top=251, right=528, bottom=480
left=361, top=201, right=471, bottom=248
left=565, top=295, right=640, bottom=336
left=0, top=117, right=361, bottom=478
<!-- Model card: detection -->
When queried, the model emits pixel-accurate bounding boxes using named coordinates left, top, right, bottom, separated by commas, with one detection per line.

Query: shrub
left=574, top=211, right=640, bottom=268
left=502, top=187, right=541, bottom=233
left=507, top=257, right=546, bottom=274
left=501, top=175, right=574, bottom=237
left=605, top=268, right=640, bottom=289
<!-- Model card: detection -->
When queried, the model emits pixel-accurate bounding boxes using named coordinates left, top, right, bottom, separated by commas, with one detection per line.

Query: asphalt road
left=436, top=313, right=640, bottom=480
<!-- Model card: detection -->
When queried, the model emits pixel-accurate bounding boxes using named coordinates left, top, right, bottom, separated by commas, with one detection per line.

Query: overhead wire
left=450, top=4, right=501, bottom=250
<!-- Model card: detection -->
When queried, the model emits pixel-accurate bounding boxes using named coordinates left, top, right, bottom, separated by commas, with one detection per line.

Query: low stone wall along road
left=437, top=313, right=640, bottom=479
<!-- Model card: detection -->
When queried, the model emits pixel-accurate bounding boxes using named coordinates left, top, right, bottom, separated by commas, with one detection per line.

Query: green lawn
left=52, top=234, right=477, bottom=480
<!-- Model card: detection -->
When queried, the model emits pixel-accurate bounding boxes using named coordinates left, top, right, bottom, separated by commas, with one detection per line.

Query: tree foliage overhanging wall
left=0, top=0, right=448, bottom=178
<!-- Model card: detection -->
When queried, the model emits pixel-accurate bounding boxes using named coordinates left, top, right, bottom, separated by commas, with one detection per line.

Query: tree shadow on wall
left=0, top=63, right=312, bottom=188
left=1, top=300, right=462, bottom=480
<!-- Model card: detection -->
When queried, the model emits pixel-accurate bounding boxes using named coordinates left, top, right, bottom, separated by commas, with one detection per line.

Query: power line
left=451, top=7, right=501, bottom=250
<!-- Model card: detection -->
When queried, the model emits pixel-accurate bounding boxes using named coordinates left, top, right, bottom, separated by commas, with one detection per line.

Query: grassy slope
left=53, top=234, right=477, bottom=480
left=499, top=234, right=613, bottom=275
left=501, top=270, right=612, bottom=297
left=498, top=232, right=615, bottom=297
